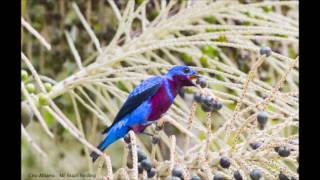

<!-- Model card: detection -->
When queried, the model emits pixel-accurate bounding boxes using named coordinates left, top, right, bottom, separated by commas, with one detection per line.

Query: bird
left=90, top=65, right=199, bottom=162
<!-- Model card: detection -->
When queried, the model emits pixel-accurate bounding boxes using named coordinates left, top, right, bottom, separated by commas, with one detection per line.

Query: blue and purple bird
left=90, top=65, right=199, bottom=162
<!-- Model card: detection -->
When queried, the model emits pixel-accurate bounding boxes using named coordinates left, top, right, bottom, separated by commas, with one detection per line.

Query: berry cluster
left=124, top=135, right=157, bottom=178
left=194, top=77, right=223, bottom=112
left=194, top=92, right=223, bottom=112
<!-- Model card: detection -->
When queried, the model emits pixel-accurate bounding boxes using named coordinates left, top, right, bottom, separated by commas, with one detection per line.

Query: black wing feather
left=102, top=76, right=163, bottom=134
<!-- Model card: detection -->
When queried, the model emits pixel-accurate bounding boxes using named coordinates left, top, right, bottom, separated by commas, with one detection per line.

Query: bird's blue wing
left=102, top=76, right=163, bottom=134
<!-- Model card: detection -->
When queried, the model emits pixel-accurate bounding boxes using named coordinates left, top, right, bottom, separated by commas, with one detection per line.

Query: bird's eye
left=183, top=67, right=190, bottom=74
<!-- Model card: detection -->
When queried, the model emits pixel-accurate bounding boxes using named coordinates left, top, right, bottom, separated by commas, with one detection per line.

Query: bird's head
left=166, top=65, right=199, bottom=86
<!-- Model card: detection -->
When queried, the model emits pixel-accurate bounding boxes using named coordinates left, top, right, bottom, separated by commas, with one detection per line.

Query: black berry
left=191, top=174, right=201, bottom=180
left=147, top=168, right=156, bottom=178
left=219, top=157, right=231, bottom=169
left=204, top=96, right=214, bottom=106
left=250, top=169, right=262, bottom=180
left=201, top=104, right=213, bottom=112
left=138, top=163, right=143, bottom=174
left=141, top=159, right=152, bottom=171
left=200, top=94, right=207, bottom=103
left=194, top=92, right=202, bottom=103
left=260, top=47, right=272, bottom=57
left=279, top=173, right=290, bottom=180
left=196, top=78, right=207, bottom=88
left=233, top=170, right=243, bottom=180
left=257, top=111, right=268, bottom=125
left=152, top=136, right=160, bottom=144
left=137, top=149, right=147, bottom=162
left=212, top=100, right=223, bottom=111
left=278, top=146, right=290, bottom=157
left=250, top=142, right=262, bottom=150
left=172, top=167, right=183, bottom=178
left=274, top=146, right=280, bottom=152
left=213, top=173, right=224, bottom=180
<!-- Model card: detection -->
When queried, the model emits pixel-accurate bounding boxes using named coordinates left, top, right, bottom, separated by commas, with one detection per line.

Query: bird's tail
left=90, top=122, right=129, bottom=162
left=90, top=141, right=104, bottom=162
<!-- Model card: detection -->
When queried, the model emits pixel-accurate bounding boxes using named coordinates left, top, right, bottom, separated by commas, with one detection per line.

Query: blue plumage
left=101, top=76, right=163, bottom=134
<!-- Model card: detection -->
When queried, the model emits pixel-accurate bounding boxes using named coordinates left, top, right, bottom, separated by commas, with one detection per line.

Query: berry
left=152, top=136, right=160, bottom=144
left=140, top=159, right=152, bottom=171
left=21, top=70, right=28, bottom=81
left=26, top=83, right=36, bottom=93
left=138, top=163, right=143, bottom=174
left=38, top=94, right=49, bottom=106
left=250, top=169, right=262, bottom=180
left=172, top=167, right=183, bottom=178
left=233, top=170, right=243, bottom=180
left=204, top=96, right=214, bottom=106
left=212, top=100, right=223, bottom=111
left=196, top=78, right=207, bottom=88
left=250, top=142, right=262, bottom=150
left=199, top=94, right=207, bottom=103
left=201, top=104, right=213, bottom=112
left=279, top=173, right=289, bottom=180
left=44, top=82, right=52, bottom=92
left=219, top=157, right=231, bottom=168
left=274, top=146, right=280, bottom=152
left=257, top=111, right=268, bottom=125
left=260, top=47, right=272, bottom=57
left=213, top=173, right=224, bottom=180
left=194, top=92, right=202, bottom=103
left=123, top=134, right=131, bottom=143
left=147, top=168, right=156, bottom=178
left=191, top=175, right=201, bottom=180
left=278, top=146, right=290, bottom=157
left=137, top=149, right=147, bottom=162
